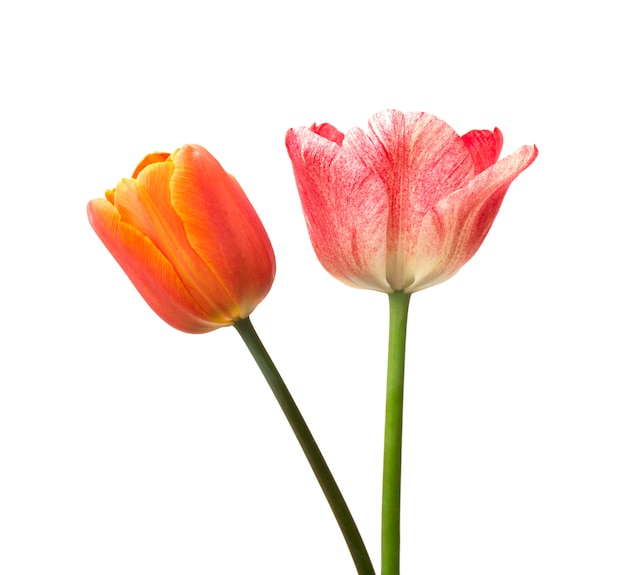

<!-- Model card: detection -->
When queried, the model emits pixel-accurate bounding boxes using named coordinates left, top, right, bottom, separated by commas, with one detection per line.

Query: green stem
left=381, top=291, right=411, bottom=575
left=233, top=316, right=375, bottom=575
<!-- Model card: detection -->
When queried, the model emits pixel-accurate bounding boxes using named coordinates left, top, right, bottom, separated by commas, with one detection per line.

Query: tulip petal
left=312, top=123, right=345, bottom=145
left=286, top=127, right=391, bottom=291
left=87, top=198, right=226, bottom=333
left=112, top=162, right=238, bottom=320
left=462, top=128, right=504, bottom=173
left=406, top=144, right=539, bottom=292
left=342, top=110, right=477, bottom=290
left=167, top=145, right=275, bottom=312
left=132, top=152, right=171, bottom=179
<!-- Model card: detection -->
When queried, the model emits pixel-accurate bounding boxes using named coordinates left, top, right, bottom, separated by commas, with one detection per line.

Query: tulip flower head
left=88, top=144, right=275, bottom=334
left=286, top=110, right=538, bottom=293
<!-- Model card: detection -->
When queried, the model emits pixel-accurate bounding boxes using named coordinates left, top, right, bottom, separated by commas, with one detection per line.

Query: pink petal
left=462, top=128, right=504, bottom=173
left=312, top=123, right=345, bottom=145
left=406, top=144, right=539, bottom=292
left=343, top=110, right=476, bottom=289
left=286, top=127, right=390, bottom=291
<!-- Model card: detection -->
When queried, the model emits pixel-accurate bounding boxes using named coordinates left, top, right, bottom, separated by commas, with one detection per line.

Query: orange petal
left=168, top=145, right=275, bottom=312
left=132, top=152, right=171, bottom=179
left=87, top=198, right=227, bottom=333
left=114, top=160, right=240, bottom=320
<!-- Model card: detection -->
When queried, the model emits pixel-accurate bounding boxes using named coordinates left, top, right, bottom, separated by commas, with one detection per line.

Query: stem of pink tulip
left=233, top=316, right=375, bottom=575
left=381, top=291, right=411, bottom=575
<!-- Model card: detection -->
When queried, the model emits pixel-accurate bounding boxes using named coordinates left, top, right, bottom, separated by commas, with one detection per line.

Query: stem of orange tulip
left=381, top=291, right=411, bottom=575
left=233, top=316, right=375, bottom=575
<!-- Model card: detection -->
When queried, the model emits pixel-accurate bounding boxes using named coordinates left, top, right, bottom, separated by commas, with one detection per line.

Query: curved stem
left=233, top=316, right=375, bottom=575
left=381, top=291, right=411, bottom=575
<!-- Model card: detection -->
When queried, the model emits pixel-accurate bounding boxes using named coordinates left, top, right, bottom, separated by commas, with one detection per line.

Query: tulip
left=88, top=145, right=374, bottom=574
left=286, top=110, right=538, bottom=293
left=287, top=110, right=537, bottom=575
left=87, top=144, right=275, bottom=334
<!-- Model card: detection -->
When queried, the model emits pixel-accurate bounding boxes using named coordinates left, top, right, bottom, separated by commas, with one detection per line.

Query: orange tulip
left=87, top=144, right=276, bottom=334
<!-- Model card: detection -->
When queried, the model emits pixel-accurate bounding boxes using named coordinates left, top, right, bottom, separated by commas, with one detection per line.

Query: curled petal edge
left=404, top=144, right=538, bottom=293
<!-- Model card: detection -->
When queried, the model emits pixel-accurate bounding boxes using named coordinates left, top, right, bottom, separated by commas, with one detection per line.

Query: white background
left=1, top=1, right=624, bottom=574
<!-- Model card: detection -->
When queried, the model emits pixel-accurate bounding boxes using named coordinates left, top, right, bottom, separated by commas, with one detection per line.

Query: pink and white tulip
left=286, top=110, right=538, bottom=293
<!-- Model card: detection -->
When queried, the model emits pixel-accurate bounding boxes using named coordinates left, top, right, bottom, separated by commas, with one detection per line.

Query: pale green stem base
left=234, top=316, right=375, bottom=575
left=381, top=291, right=411, bottom=575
